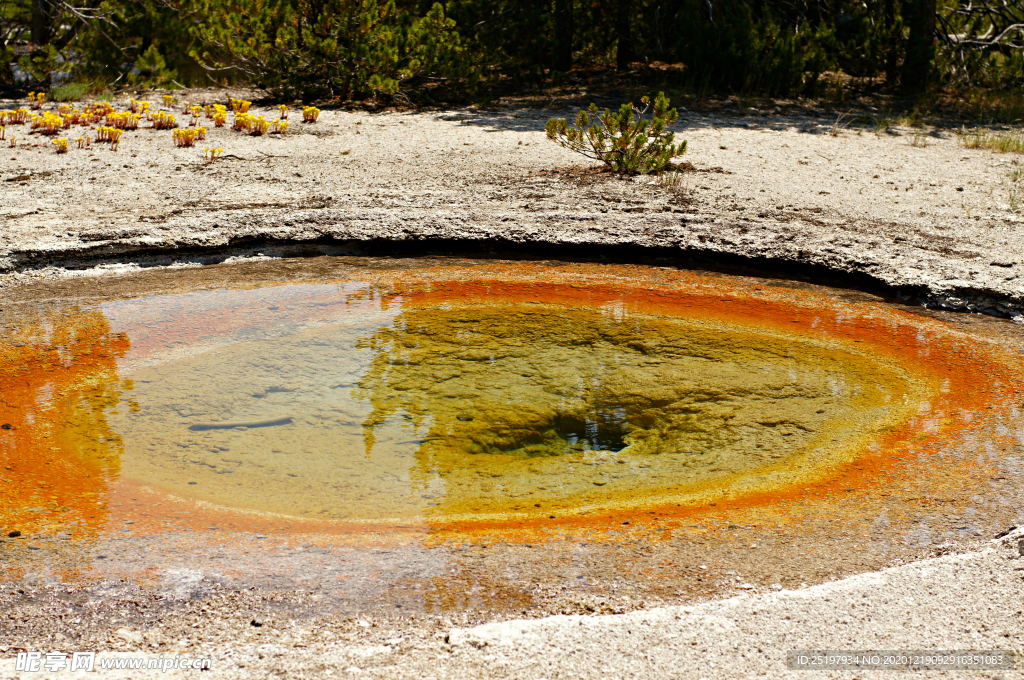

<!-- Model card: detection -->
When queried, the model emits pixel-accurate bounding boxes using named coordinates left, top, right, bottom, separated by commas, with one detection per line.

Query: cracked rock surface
left=0, top=95, right=1021, bottom=316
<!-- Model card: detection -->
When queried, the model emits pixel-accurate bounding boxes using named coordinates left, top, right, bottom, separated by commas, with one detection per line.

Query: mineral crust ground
left=1, top=92, right=1023, bottom=679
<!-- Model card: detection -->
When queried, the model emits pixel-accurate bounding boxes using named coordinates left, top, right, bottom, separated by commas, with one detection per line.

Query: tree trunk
left=901, top=0, right=936, bottom=95
left=883, top=0, right=898, bottom=84
left=31, top=0, right=54, bottom=47
left=553, top=0, right=573, bottom=72
left=615, top=0, right=634, bottom=70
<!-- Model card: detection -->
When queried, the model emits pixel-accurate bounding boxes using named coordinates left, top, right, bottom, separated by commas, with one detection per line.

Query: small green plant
left=656, top=170, right=690, bottom=198
left=50, top=83, right=89, bottom=102
left=657, top=171, right=685, bottom=188
left=959, top=127, right=983, bottom=149
left=896, top=109, right=926, bottom=129
left=911, top=132, right=928, bottom=148
left=959, top=127, right=1024, bottom=153
left=830, top=112, right=850, bottom=137
left=1010, top=187, right=1023, bottom=212
left=545, top=92, right=687, bottom=174
left=873, top=114, right=893, bottom=136
left=1006, top=163, right=1024, bottom=212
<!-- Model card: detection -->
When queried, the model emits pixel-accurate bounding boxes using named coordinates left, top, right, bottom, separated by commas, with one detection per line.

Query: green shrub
left=49, top=82, right=90, bottom=102
left=670, top=0, right=833, bottom=95
left=188, top=0, right=479, bottom=100
left=546, top=92, right=686, bottom=175
left=128, top=45, right=179, bottom=88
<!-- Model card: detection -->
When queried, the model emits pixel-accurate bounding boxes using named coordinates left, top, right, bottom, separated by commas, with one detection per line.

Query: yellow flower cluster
left=250, top=116, right=270, bottom=136
left=210, top=104, right=228, bottom=127
left=31, top=112, right=65, bottom=135
left=231, top=113, right=248, bottom=131
left=8, top=95, right=310, bottom=158
left=28, top=92, right=45, bottom=109
left=231, top=112, right=272, bottom=135
left=152, top=111, right=177, bottom=130
left=0, top=125, right=5, bottom=141
left=173, top=128, right=203, bottom=147
left=0, top=109, right=29, bottom=124
left=107, top=112, right=142, bottom=130
left=58, top=107, right=86, bottom=125
left=96, top=126, right=125, bottom=150
left=83, top=101, right=113, bottom=123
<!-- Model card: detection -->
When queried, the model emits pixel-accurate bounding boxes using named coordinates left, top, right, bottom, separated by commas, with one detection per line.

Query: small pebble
left=7, top=530, right=20, bottom=538
left=1, top=423, right=11, bottom=430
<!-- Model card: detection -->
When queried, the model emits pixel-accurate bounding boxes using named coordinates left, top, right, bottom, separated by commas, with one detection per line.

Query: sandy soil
left=2, top=530, right=1022, bottom=679
left=1, top=90, right=1024, bottom=678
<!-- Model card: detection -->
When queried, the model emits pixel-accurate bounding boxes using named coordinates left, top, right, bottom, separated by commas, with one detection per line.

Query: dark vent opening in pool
left=483, top=408, right=632, bottom=457
left=554, top=410, right=630, bottom=453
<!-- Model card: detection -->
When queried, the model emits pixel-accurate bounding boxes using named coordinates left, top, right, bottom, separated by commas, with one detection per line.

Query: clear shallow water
left=95, top=280, right=920, bottom=522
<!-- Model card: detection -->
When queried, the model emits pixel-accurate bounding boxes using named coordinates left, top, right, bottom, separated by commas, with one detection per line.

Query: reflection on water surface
left=107, top=288, right=920, bottom=521
left=0, top=308, right=130, bottom=543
